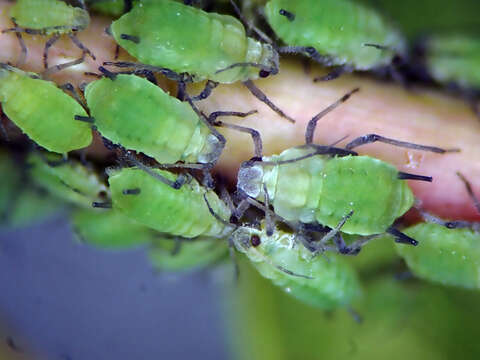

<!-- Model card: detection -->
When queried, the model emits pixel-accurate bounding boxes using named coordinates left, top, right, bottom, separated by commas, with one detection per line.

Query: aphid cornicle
left=395, top=173, right=480, bottom=289
left=3, top=0, right=94, bottom=68
left=0, top=64, right=92, bottom=154
left=108, top=167, right=232, bottom=238
left=83, top=73, right=226, bottom=166
left=27, top=152, right=108, bottom=209
left=264, top=0, right=406, bottom=80
left=232, top=223, right=362, bottom=309
left=237, top=89, right=453, bottom=242
left=108, top=0, right=294, bottom=122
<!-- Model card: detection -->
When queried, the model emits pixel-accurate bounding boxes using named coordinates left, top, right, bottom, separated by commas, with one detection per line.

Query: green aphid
left=3, top=0, right=94, bottom=67
left=395, top=173, right=480, bottom=289
left=148, top=236, right=228, bottom=272
left=109, top=0, right=294, bottom=122
left=84, top=73, right=224, bottom=165
left=111, top=0, right=277, bottom=83
left=237, top=90, right=448, bottom=243
left=108, top=167, right=232, bottom=238
left=27, top=152, right=108, bottom=209
left=0, top=65, right=92, bottom=154
left=264, top=0, right=406, bottom=79
left=231, top=222, right=362, bottom=309
left=0, top=151, right=62, bottom=229
left=87, top=0, right=132, bottom=17
left=71, top=208, right=154, bottom=249
left=424, top=34, right=480, bottom=91
left=395, top=223, right=480, bottom=289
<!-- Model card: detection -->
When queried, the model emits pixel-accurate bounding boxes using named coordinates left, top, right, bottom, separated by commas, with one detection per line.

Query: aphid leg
left=418, top=209, right=480, bottom=231
left=397, top=172, right=432, bottom=182
left=133, top=69, right=157, bottom=85
left=68, top=33, right=96, bottom=61
left=177, top=81, right=187, bottom=101
left=278, top=46, right=334, bottom=66
left=318, top=210, right=354, bottom=247
left=313, top=65, right=354, bottom=82
left=74, top=115, right=95, bottom=124
left=191, top=80, right=219, bottom=101
left=203, top=193, right=235, bottom=228
left=98, top=66, right=117, bottom=80
left=41, top=55, right=85, bottom=78
left=263, top=184, right=275, bottom=236
left=213, top=121, right=262, bottom=158
left=344, top=134, right=459, bottom=153
left=103, top=61, right=193, bottom=83
left=9, top=20, right=27, bottom=67
left=59, top=82, right=88, bottom=109
left=229, top=0, right=273, bottom=44
left=279, top=9, right=295, bottom=21
left=457, top=171, right=480, bottom=214
left=243, top=80, right=295, bottom=123
left=43, top=34, right=60, bottom=69
left=305, top=88, right=360, bottom=144
left=386, top=227, right=418, bottom=246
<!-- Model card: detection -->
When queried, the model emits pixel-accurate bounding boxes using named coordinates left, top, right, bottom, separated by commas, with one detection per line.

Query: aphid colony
left=0, top=0, right=476, bottom=311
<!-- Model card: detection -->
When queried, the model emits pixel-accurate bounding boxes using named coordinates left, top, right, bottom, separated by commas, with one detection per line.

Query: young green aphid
left=3, top=0, right=95, bottom=68
left=27, top=152, right=108, bottom=209
left=148, top=236, right=228, bottom=272
left=264, top=0, right=406, bottom=80
left=231, top=222, right=363, bottom=309
left=108, top=166, right=232, bottom=238
left=236, top=89, right=455, bottom=245
left=0, top=64, right=92, bottom=154
left=109, top=0, right=294, bottom=122
left=71, top=208, right=155, bottom=249
left=395, top=173, right=480, bottom=289
left=87, top=0, right=133, bottom=17
left=83, top=72, right=253, bottom=170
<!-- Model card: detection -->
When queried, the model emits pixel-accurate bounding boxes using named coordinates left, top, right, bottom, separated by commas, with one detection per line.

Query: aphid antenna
left=344, top=133, right=460, bottom=154
left=98, top=66, right=118, bottom=81
left=59, top=82, right=88, bottom=110
left=41, top=54, right=85, bottom=78
left=277, top=46, right=335, bottom=66
left=256, top=146, right=357, bottom=167
left=457, top=171, right=480, bottom=214
left=11, top=20, right=27, bottom=67
left=386, top=227, right=418, bottom=246
left=43, top=34, right=61, bottom=69
left=190, top=80, right=219, bottom=101
left=215, top=62, right=277, bottom=77
left=318, top=210, right=354, bottom=247
left=103, top=61, right=193, bottom=83
left=363, top=43, right=392, bottom=52
left=229, top=0, right=274, bottom=45
left=313, top=65, right=354, bottom=82
left=305, top=88, right=360, bottom=144
left=123, top=151, right=189, bottom=190
left=242, top=79, right=296, bottom=123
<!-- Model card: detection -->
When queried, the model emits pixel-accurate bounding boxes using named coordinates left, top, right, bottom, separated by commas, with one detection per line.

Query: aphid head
left=237, top=160, right=264, bottom=198
left=259, top=44, right=279, bottom=77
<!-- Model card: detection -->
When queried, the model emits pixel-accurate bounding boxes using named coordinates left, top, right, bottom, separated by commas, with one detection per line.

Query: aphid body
left=108, top=167, right=232, bottom=238
left=264, top=0, right=405, bottom=70
left=238, top=146, right=414, bottom=236
left=84, top=74, right=222, bottom=164
left=28, top=153, right=108, bottom=208
left=110, top=0, right=278, bottom=83
left=232, top=223, right=362, bottom=309
left=9, top=0, right=90, bottom=35
left=395, top=223, right=480, bottom=289
left=424, top=34, right=480, bottom=90
left=0, top=65, right=92, bottom=153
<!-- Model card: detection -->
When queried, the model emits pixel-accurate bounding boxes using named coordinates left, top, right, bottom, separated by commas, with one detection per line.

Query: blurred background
left=1, top=0, right=480, bottom=359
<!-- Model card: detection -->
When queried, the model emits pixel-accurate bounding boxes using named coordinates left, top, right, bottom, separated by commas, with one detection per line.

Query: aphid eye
left=305, top=47, right=316, bottom=55
left=259, top=69, right=271, bottom=78
left=250, top=235, right=261, bottom=247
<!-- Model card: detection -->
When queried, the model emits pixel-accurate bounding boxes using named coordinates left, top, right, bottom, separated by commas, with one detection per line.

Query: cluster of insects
left=0, top=0, right=479, bottom=313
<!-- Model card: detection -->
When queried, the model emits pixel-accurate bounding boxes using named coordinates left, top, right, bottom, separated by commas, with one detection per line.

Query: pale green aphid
left=232, top=222, right=362, bottom=309
left=84, top=74, right=223, bottom=165
left=148, top=236, right=228, bottom=272
left=238, top=147, right=414, bottom=236
left=0, top=65, right=92, bottom=153
left=424, top=34, right=480, bottom=90
left=110, top=0, right=278, bottom=83
left=27, top=152, right=108, bottom=209
left=4, top=0, right=93, bottom=67
left=395, top=223, right=480, bottom=289
left=108, top=167, right=232, bottom=238
left=264, top=0, right=406, bottom=78
left=71, top=208, right=154, bottom=249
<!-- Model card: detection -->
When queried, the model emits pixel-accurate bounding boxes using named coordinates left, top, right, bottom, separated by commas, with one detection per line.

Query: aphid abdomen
left=0, top=68, right=92, bottom=153
left=262, top=147, right=326, bottom=223
left=234, top=225, right=362, bottom=309
left=85, top=74, right=213, bottom=163
left=10, top=0, right=90, bottom=33
left=317, top=156, right=414, bottom=235
left=396, top=223, right=480, bottom=289
left=109, top=167, right=231, bottom=238
left=111, top=0, right=269, bottom=82
left=265, top=0, right=405, bottom=69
